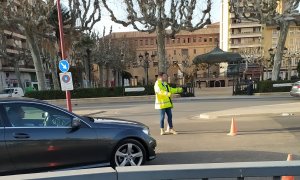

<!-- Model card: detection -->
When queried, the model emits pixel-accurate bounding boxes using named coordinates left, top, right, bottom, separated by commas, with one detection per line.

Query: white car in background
left=0, top=87, right=24, bottom=98
left=290, top=81, right=300, bottom=97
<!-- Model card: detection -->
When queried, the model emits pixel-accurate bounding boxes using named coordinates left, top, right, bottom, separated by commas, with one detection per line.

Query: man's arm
left=155, top=81, right=171, bottom=97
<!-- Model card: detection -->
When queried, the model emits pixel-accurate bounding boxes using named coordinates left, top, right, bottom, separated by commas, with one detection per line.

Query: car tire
left=111, top=139, right=146, bottom=167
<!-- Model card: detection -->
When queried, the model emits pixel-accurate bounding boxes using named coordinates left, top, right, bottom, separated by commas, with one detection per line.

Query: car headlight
left=142, top=127, right=150, bottom=135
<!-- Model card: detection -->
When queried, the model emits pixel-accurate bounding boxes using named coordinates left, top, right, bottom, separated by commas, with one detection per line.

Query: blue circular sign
left=59, top=60, right=70, bottom=73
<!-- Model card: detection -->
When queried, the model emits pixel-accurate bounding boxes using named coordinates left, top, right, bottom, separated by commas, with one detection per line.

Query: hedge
left=256, top=80, right=294, bottom=93
left=25, top=85, right=155, bottom=100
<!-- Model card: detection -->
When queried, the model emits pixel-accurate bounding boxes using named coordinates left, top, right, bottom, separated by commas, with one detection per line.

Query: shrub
left=257, top=80, right=293, bottom=93
left=25, top=86, right=154, bottom=100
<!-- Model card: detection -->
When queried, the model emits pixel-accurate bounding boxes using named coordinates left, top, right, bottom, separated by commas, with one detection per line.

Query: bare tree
left=0, top=31, right=31, bottom=90
left=102, top=0, right=212, bottom=73
left=0, top=0, right=56, bottom=90
left=229, top=0, right=300, bottom=81
left=0, top=0, right=101, bottom=90
left=91, top=27, right=137, bottom=87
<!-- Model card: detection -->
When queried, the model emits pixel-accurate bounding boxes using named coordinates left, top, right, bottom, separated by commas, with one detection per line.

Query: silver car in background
left=290, top=81, right=300, bottom=97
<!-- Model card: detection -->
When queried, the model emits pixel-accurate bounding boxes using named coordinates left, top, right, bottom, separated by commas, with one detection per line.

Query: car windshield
left=82, top=116, right=95, bottom=122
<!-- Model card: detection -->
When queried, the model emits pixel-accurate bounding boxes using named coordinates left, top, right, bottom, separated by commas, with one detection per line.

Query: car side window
left=0, top=114, right=3, bottom=127
left=4, top=103, right=73, bottom=127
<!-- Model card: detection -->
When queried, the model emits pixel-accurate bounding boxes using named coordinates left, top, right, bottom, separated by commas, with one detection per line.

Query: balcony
left=230, top=32, right=262, bottom=38
left=230, top=23, right=261, bottom=28
left=230, top=42, right=262, bottom=48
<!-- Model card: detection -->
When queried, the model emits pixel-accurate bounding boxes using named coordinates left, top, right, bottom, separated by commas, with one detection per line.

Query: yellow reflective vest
left=154, top=80, right=181, bottom=109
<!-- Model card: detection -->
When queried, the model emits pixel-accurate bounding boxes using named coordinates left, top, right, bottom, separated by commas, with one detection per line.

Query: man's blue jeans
left=159, top=108, right=173, bottom=129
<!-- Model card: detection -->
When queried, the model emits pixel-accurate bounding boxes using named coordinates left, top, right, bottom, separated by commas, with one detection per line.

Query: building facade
left=0, top=30, right=38, bottom=91
left=221, top=0, right=300, bottom=80
left=108, top=23, right=220, bottom=86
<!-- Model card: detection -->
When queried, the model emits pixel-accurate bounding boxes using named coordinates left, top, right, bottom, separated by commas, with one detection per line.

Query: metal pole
left=146, top=63, right=149, bottom=85
left=57, top=0, right=72, bottom=112
left=288, top=57, right=291, bottom=80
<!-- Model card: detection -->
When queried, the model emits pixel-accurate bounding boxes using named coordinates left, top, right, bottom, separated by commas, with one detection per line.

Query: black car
left=0, top=98, right=156, bottom=175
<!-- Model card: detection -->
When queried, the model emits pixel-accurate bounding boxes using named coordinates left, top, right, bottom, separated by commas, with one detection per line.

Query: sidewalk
left=199, top=102, right=300, bottom=119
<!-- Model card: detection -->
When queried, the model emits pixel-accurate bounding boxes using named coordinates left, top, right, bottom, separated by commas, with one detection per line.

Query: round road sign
left=62, top=74, right=71, bottom=83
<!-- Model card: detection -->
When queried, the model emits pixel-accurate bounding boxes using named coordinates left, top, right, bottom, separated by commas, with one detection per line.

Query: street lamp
left=268, top=48, right=275, bottom=80
left=282, top=48, right=300, bottom=80
left=120, top=53, right=125, bottom=95
left=138, top=51, right=150, bottom=85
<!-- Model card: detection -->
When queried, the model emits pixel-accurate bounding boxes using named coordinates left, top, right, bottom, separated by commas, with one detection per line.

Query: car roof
left=0, top=97, right=47, bottom=104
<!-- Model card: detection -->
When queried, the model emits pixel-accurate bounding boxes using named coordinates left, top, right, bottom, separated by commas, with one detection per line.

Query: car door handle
left=13, top=133, right=30, bottom=139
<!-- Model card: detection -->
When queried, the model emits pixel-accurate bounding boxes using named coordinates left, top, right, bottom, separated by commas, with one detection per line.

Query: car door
left=3, top=102, right=101, bottom=171
left=0, top=105, right=14, bottom=174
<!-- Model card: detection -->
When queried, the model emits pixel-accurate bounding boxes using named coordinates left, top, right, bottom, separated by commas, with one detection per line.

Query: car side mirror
left=71, top=118, right=81, bottom=129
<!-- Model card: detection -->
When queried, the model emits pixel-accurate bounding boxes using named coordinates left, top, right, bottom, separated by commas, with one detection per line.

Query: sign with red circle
left=59, top=72, right=74, bottom=91
left=62, top=74, right=71, bottom=83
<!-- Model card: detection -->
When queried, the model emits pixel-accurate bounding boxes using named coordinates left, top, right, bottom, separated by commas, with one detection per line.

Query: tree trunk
left=50, top=54, right=60, bottom=90
left=106, top=65, right=110, bottom=87
left=84, top=57, right=90, bottom=88
left=99, top=63, right=104, bottom=87
left=14, top=60, right=24, bottom=90
left=272, top=21, right=289, bottom=81
left=156, top=23, right=167, bottom=73
left=25, top=30, right=47, bottom=90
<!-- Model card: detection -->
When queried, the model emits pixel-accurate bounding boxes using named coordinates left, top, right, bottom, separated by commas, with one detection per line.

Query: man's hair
left=158, top=72, right=166, bottom=77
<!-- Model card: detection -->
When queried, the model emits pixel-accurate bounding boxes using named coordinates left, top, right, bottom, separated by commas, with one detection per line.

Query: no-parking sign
left=59, top=72, right=74, bottom=91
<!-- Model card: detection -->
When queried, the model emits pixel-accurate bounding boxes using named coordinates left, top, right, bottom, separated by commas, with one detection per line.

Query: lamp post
left=282, top=48, right=300, bottom=80
left=86, top=48, right=92, bottom=87
left=268, top=48, right=275, bottom=80
left=138, top=51, right=150, bottom=85
left=120, top=53, right=125, bottom=95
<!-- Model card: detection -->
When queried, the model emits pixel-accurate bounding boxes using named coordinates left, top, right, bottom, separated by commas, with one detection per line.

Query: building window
left=183, top=38, right=186, bottom=43
left=181, top=49, right=188, bottom=56
left=177, top=38, right=180, bottom=43
left=150, top=39, right=154, bottom=45
left=188, top=38, right=190, bottom=43
left=204, top=38, right=207, bottom=42
left=194, top=49, right=197, bottom=54
left=209, top=37, right=212, bottom=42
left=166, top=38, right=170, bottom=44
left=193, top=37, right=196, bottom=43
left=145, top=39, right=148, bottom=45
left=140, top=40, right=143, bottom=46
left=198, top=37, right=202, bottom=42
left=174, top=50, right=176, bottom=55
left=215, top=37, right=219, bottom=43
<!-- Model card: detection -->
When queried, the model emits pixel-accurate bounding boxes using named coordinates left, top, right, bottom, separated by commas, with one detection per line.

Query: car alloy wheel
left=113, top=139, right=145, bottom=167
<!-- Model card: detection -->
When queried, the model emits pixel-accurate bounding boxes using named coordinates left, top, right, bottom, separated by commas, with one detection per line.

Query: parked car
left=290, top=81, right=300, bottom=97
left=0, top=98, right=156, bottom=175
left=0, top=87, right=24, bottom=98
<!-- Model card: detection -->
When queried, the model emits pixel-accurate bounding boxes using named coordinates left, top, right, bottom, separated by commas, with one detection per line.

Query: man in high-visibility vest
left=154, top=72, right=183, bottom=135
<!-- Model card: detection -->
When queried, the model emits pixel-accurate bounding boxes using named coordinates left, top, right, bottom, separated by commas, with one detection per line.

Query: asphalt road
left=71, top=96, right=300, bottom=166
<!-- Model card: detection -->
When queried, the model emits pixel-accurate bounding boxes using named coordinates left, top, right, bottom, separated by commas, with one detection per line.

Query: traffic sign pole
left=57, top=0, right=72, bottom=112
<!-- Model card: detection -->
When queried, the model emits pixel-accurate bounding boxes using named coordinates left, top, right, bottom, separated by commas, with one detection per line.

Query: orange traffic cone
left=282, top=154, right=295, bottom=180
left=227, top=117, right=237, bottom=136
